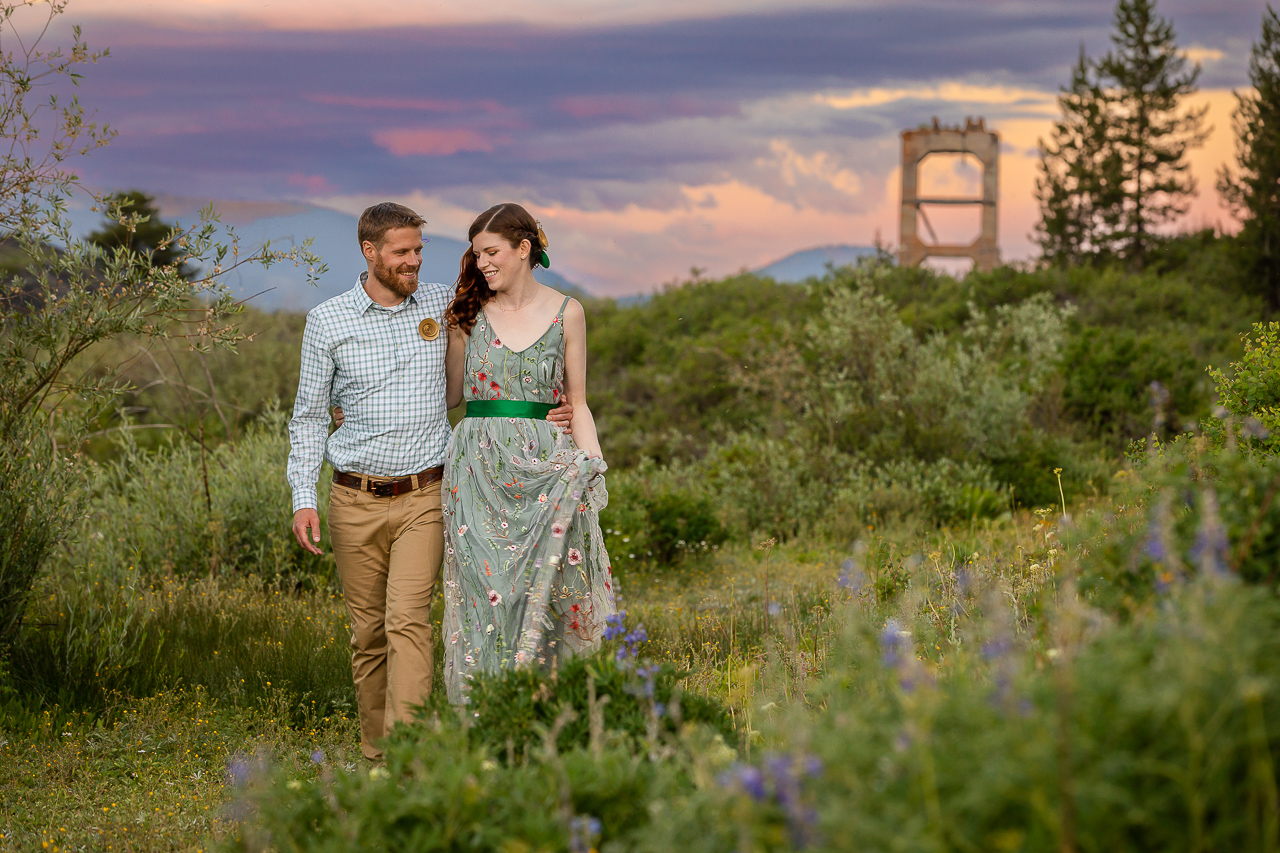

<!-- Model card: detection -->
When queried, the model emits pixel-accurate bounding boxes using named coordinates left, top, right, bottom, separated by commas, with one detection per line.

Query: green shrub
left=230, top=731, right=694, bottom=853
left=1206, top=321, right=1280, bottom=453
left=1063, top=325, right=1204, bottom=441
left=66, top=409, right=335, bottom=582
left=423, top=650, right=735, bottom=762
left=1077, top=441, right=1280, bottom=617
left=601, top=466, right=728, bottom=568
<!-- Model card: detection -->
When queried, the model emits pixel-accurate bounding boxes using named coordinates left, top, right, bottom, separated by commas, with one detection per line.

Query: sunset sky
left=35, top=0, right=1269, bottom=295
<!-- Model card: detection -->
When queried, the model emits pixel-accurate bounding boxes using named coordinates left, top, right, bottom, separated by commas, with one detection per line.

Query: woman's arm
left=561, top=299, right=603, bottom=459
left=445, top=324, right=466, bottom=410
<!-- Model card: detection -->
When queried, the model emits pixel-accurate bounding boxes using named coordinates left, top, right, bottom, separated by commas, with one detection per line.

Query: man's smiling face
left=367, top=226, right=423, bottom=297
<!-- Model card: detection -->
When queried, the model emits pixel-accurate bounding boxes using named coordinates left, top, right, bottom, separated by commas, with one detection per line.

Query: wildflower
left=767, top=601, right=781, bottom=617
left=731, top=764, right=768, bottom=801
left=879, top=618, right=907, bottom=669
left=603, top=611, right=626, bottom=641
left=568, top=815, right=603, bottom=853
left=1190, top=487, right=1231, bottom=577
left=310, top=749, right=326, bottom=765
left=227, top=757, right=251, bottom=787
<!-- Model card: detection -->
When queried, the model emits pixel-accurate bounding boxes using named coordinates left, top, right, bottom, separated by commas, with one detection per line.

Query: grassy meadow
left=4, top=238, right=1280, bottom=851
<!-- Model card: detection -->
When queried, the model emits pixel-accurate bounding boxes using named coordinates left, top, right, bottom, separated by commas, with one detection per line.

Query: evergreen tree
left=1036, top=48, right=1127, bottom=266
left=1097, top=0, right=1207, bottom=268
left=87, top=190, right=195, bottom=279
left=1219, top=5, right=1280, bottom=310
left=1036, top=0, right=1206, bottom=268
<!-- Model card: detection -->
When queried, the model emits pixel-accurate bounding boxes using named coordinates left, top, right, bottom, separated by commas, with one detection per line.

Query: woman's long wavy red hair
left=446, top=203, right=544, bottom=334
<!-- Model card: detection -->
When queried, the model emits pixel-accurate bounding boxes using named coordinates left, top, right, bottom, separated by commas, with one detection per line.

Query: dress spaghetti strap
left=557, top=295, right=571, bottom=319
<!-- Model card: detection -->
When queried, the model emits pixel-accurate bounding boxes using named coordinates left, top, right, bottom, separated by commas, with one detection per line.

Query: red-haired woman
left=440, top=203, right=616, bottom=703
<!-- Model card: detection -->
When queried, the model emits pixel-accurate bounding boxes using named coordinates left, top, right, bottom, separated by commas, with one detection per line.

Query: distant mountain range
left=613, top=244, right=882, bottom=305
left=66, top=198, right=584, bottom=312
left=754, top=244, right=881, bottom=283
left=67, top=197, right=879, bottom=309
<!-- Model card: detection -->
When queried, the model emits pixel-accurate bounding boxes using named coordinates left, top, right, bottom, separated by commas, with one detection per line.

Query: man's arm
left=287, top=314, right=336, bottom=555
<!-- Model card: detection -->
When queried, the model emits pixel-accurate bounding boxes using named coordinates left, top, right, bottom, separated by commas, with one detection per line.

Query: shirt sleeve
left=287, top=312, right=335, bottom=513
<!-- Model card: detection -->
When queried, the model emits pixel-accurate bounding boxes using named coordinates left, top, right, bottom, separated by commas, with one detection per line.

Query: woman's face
left=472, top=230, right=529, bottom=292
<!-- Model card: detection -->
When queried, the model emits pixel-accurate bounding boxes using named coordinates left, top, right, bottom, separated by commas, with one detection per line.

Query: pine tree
left=1096, top=0, right=1208, bottom=268
left=87, top=190, right=195, bottom=279
left=1036, top=49, right=1127, bottom=266
left=1036, top=0, right=1206, bottom=268
left=1219, top=5, right=1280, bottom=310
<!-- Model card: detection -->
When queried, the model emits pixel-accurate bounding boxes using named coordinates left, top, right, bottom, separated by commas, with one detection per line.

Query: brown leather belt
left=333, top=467, right=443, bottom=498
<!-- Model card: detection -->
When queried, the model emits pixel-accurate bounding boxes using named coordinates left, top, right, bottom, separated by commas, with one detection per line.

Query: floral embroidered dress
left=441, top=296, right=616, bottom=704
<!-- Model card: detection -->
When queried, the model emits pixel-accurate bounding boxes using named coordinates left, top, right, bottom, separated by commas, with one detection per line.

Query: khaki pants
left=327, top=477, right=443, bottom=761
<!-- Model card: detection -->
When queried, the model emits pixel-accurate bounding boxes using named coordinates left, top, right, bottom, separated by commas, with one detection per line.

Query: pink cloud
left=286, top=172, right=335, bottom=193
left=373, top=127, right=495, bottom=157
left=307, top=93, right=507, bottom=113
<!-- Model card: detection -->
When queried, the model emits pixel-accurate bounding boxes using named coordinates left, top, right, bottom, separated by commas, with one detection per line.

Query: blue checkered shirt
left=287, top=275, right=454, bottom=513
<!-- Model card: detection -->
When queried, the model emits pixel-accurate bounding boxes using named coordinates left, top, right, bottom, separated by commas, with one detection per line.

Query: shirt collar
left=350, top=273, right=417, bottom=315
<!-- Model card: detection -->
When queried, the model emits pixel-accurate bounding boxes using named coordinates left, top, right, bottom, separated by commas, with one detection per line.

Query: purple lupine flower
left=980, top=637, right=1012, bottom=662
left=227, top=756, right=251, bottom=787
left=1190, top=488, right=1230, bottom=576
left=837, top=557, right=865, bottom=592
left=735, top=765, right=768, bottom=801
left=1143, top=516, right=1168, bottom=563
left=879, top=618, right=907, bottom=669
left=602, top=611, right=626, bottom=641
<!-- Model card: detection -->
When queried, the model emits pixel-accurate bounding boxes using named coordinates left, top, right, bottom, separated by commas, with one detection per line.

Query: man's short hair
left=358, top=202, right=425, bottom=248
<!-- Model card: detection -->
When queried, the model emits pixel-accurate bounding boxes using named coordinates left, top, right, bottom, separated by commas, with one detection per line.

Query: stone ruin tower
left=898, top=117, right=1000, bottom=272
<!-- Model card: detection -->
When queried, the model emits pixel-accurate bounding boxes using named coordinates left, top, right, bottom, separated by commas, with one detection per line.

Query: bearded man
left=286, top=202, right=567, bottom=761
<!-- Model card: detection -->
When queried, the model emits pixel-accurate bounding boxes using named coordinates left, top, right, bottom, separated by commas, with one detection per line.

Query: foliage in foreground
left=229, top=571, right=1280, bottom=853
left=426, top=649, right=737, bottom=762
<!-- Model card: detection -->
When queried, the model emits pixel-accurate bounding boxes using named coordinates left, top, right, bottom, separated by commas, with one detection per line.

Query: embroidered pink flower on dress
left=515, top=650, right=526, bottom=663
left=488, top=589, right=502, bottom=606
left=465, top=654, right=475, bottom=665
left=568, top=548, right=582, bottom=565
left=551, top=521, right=567, bottom=538
left=478, top=372, right=487, bottom=382
left=458, top=525, right=468, bottom=535
left=538, top=493, right=548, bottom=503
left=450, top=631, right=459, bottom=645
left=493, top=339, right=504, bottom=349
left=490, top=380, right=500, bottom=391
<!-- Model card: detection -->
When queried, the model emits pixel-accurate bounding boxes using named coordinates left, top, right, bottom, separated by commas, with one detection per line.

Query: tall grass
left=5, top=571, right=354, bottom=730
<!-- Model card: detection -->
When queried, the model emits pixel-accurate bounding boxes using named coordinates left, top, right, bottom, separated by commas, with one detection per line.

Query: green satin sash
left=464, top=400, right=556, bottom=420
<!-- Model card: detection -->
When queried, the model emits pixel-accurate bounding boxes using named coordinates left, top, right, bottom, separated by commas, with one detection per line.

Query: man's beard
left=372, top=256, right=419, bottom=297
